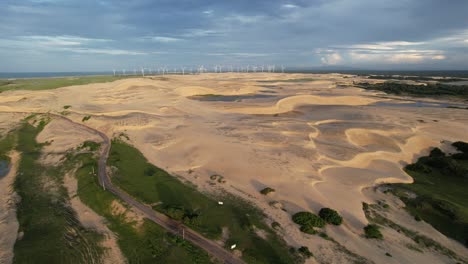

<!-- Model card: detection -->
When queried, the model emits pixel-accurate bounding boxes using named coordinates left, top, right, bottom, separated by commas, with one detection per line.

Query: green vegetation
left=319, top=208, right=343, bottom=225
left=389, top=142, right=468, bottom=246
left=10, top=119, right=105, bottom=264
left=108, top=139, right=299, bottom=263
left=260, top=187, right=275, bottom=195
left=364, top=224, right=383, bottom=239
left=367, top=75, right=465, bottom=82
left=357, top=81, right=468, bottom=99
left=70, top=150, right=213, bottom=264
left=78, top=140, right=100, bottom=151
left=63, top=105, right=72, bottom=109
left=0, top=75, right=128, bottom=92
left=298, top=246, right=313, bottom=258
left=82, top=115, right=91, bottom=122
left=292, top=212, right=326, bottom=234
left=363, top=202, right=465, bottom=262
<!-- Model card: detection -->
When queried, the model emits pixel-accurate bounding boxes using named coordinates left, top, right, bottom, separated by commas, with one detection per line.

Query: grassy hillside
left=0, top=75, right=129, bottom=92
left=390, top=142, right=468, bottom=246
left=108, top=139, right=300, bottom=264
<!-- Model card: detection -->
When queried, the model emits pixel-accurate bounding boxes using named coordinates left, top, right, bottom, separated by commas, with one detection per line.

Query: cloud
left=320, top=53, right=343, bottom=65
left=19, top=35, right=111, bottom=46
left=149, top=36, right=183, bottom=43
left=281, top=4, right=298, bottom=9
left=65, top=47, right=146, bottom=55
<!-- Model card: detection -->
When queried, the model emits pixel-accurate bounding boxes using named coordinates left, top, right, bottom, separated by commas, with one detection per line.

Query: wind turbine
left=113, top=69, right=116, bottom=76
left=141, top=67, right=145, bottom=76
left=281, top=65, right=285, bottom=73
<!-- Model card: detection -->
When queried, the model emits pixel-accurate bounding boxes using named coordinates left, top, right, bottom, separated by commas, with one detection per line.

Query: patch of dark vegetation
left=82, top=115, right=91, bottom=122
left=357, top=82, right=468, bottom=99
left=319, top=208, right=343, bottom=225
left=388, top=142, right=468, bottom=246
left=78, top=140, right=100, bottom=152
left=108, top=139, right=300, bottom=263
left=260, top=187, right=275, bottom=195
left=292, top=212, right=326, bottom=235
left=364, top=224, right=383, bottom=239
left=63, top=105, right=72, bottom=109
left=363, top=201, right=466, bottom=262
left=367, top=75, right=465, bottom=82
left=298, top=246, right=313, bottom=258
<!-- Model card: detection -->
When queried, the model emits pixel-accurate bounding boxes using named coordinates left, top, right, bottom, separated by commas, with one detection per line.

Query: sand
left=1, top=73, right=468, bottom=263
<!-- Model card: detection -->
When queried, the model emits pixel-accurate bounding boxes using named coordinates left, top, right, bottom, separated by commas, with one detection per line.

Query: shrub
left=452, top=141, right=468, bottom=154
left=298, top=246, right=313, bottom=258
left=364, top=224, right=383, bottom=239
left=429, top=148, right=445, bottom=158
left=63, top=105, right=71, bottom=109
left=260, top=187, right=275, bottom=195
left=82, top=115, right=91, bottom=122
left=292, top=212, right=326, bottom=228
left=144, top=166, right=156, bottom=176
left=271, top=222, right=281, bottom=230
left=319, top=208, right=343, bottom=225
left=300, top=225, right=317, bottom=235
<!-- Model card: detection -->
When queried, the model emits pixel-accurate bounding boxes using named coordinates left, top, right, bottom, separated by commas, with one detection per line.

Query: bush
left=260, top=187, right=275, bottom=195
left=429, top=148, right=445, bottom=158
left=144, top=166, right=156, bottom=176
left=319, top=208, right=343, bottom=225
left=452, top=141, right=468, bottom=154
left=300, top=225, right=317, bottom=234
left=298, top=246, right=313, bottom=258
left=364, top=224, right=383, bottom=239
left=292, top=212, right=326, bottom=228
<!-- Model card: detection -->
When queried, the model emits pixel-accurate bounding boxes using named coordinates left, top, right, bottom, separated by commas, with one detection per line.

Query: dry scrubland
left=1, top=73, right=468, bottom=263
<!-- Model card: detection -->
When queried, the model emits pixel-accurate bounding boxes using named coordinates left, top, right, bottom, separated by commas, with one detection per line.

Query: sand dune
left=226, top=95, right=382, bottom=114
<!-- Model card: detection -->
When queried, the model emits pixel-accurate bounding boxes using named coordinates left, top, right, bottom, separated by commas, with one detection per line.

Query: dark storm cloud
left=0, top=0, right=467, bottom=71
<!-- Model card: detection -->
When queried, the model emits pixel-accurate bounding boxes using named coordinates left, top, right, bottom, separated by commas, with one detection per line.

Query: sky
left=1, top=0, right=468, bottom=72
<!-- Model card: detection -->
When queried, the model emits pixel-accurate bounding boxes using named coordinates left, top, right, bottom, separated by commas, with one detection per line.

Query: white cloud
left=20, top=35, right=111, bottom=47
left=66, top=48, right=146, bottom=55
left=181, top=29, right=222, bottom=38
left=349, top=51, right=445, bottom=64
left=320, top=53, right=343, bottom=65
left=149, top=36, right=183, bottom=43
left=282, top=4, right=298, bottom=9
left=225, top=15, right=264, bottom=24
left=203, top=10, right=213, bottom=15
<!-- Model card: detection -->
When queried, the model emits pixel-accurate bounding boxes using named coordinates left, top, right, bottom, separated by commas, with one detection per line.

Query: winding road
left=6, top=112, right=244, bottom=264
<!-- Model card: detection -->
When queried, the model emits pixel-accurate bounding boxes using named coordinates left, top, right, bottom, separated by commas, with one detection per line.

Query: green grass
left=363, top=202, right=466, bottom=262
left=70, top=151, right=213, bottom=264
left=357, top=82, right=468, bottom=99
left=108, top=139, right=299, bottom=264
left=0, top=75, right=129, bottom=92
left=11, top=119, right=105, bottom=264
left=390, top=144, right=468, bottom=246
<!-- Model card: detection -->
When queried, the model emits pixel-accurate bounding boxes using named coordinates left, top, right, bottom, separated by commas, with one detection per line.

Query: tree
left=292, top=212, right=326, bottom=228
left=364, top=224, right=383, bottom=239
left=298, top=246, right=313, bottom=258
left=319, top=208, right=343, bottom=225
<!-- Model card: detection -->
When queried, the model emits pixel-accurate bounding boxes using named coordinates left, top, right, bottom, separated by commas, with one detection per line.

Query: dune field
left=1, top=73, right=468, bottom=263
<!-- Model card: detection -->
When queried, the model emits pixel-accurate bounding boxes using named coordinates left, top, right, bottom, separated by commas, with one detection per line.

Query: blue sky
left=1, top=0, right=468, bottom=71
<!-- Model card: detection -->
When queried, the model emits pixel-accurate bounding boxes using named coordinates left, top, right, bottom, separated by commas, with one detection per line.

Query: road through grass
left=108, top=139, right=299, bottom=264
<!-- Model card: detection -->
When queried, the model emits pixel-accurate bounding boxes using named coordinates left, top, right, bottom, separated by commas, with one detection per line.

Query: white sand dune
left=226, top=95, right=382, bottom=114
